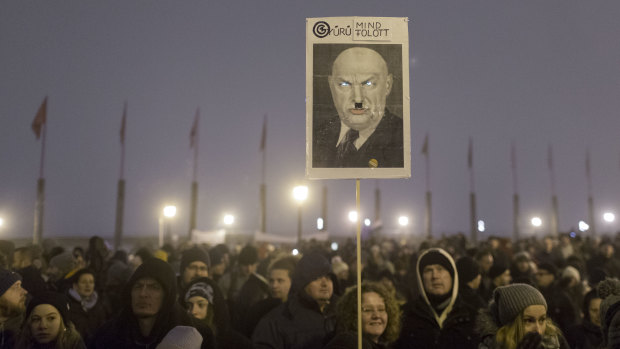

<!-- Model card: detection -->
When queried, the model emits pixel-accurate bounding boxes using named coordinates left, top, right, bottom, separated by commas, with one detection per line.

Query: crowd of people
left=0, top=232, right=619, bottom=348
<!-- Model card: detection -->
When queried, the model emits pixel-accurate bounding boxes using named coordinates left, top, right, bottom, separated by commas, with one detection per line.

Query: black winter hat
left=180, top=246, right=210, bottom=273
left=489, top=260, right=509, bottom=280
left=537, top=262, right=558, bottom=276
left=209, top=244, right=228, bottom=265
left=237, top=245, right=258, bottom=266
left=456, top=256, right=481, bottom=285
left=418, top=249, right=454, bottom=278
left=290, top=252, right=332, bottom=295
left=0, top=268, right=21, bottom=298
left=26, top=292, right=71, bottom=324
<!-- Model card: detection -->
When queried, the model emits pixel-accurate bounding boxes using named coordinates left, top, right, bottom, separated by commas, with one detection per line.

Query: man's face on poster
left=328, top=47, right=393, bottom=131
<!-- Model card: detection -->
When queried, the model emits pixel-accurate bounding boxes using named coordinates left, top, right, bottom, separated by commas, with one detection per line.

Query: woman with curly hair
left=15, top=292, right=85, bottom=349
left=324, top=282, right=401, bottom=349
left=477, top=283, right=568, bottom=349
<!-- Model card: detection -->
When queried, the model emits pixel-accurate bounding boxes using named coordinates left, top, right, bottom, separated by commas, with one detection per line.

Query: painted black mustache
left=354, top=102, right=363, bottom=109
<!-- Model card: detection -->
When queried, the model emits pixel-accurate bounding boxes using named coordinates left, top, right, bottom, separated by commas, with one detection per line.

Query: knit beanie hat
left=489, top=261, right=509, bottom=280
left=490, top=283, right=547, bottom=326
left=26, top=292, right=71, bottom=324
left=418, top=249, right=454, bottom=278
left=49, top=251, right=75, bottom=277
left=180, top=247, right=210, bottom=274
left=456, top=256, right=480, bottom=285
left=290, top=252, right=332, bottom=295
left=562, top=266, right=580, bottom=282
left=597, top=278, right=620, bottom=347
left=237, top=245, right=258, bottom=266
left=156, top=326, right=203, bottom=349
left=184, top=277, right=215, bottom=304
left=0, top=268, right=21, bottom=297
left=209, top=245, right=227, bottom=265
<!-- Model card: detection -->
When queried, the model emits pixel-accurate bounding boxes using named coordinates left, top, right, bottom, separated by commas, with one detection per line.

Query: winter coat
left=394, top=248, right=478, bottom=349
left=252, top=292, right=338, bottom=349
left=232, top=272, right=270, bottom=335
left=66, top=289, right=108, bottom=344
left=324, top=331, right=387, bottom=349
left=476, top=308, right=569, bottom=349
left=0, top=314, right=23, bottom=349
left=565, top=320, right=603, bottom=349
left=539, top=283, right=579, bottom=335
left=89, top=258, right=213, bottom=349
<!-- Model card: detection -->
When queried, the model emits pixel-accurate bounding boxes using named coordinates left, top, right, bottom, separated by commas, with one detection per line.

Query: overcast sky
left=1, top=1, right=620, bottom=242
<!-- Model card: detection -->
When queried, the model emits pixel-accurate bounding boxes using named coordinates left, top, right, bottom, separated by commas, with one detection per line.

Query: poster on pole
left=306, top=17, right=411, bottom=179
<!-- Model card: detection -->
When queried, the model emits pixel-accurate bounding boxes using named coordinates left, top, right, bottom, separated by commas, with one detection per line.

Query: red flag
left=31, top=97, right=47, bottom=139
left=190, top=108, right=200, bottom=148
left=120, top=101, right=127, bottom=145
left=259, top=114, right=267, bottom=151
left=421, top=133, right=429, bottom=155
left=467, top=138, right=473, bottom=169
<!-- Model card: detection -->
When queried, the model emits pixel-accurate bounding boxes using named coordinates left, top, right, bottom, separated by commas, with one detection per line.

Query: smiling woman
left=324, top=282, right=400, bottom=349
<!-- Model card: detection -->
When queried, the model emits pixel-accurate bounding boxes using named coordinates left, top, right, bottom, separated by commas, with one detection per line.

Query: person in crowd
left=587, top=242, right=620, bottom=282
left=488, top=261, right=512, bottom=299
left=565, top=289, right=603, bottom=349
left=332, top=257, right=352, bottom=296
left=375, top=269, right=407, bottom=307
left=178, top=246, right=210, bottom=298
left=184, top=276, right=251, bottom=348
left=597, top=278, right=620, bottom=349
left=65, top=268, right=108, bottom=344
left=130, top=247, right=153, bottom=271
left=232, top=254, right=270, bottom=334
left=395, top=248, right=478, bottom=349
left=242, top=255, right=298, bottom=338
left=510, top=251, right=535, bottom=285
left=536, top=237, right=559, bottom=266
left=209, top=245, right=230, bottom=283
left=477, top=283, right=569, bottom=349
left=103, top=250, right=133, bottom=316
left=13, top=246, right=48, bottom=299
left=219, top=244, right=259, bottom=304
left=475, top=249, right=495, bottom=301
left=47, top=251, right=78, bottom=293
left=558, top=265, right=585, bottom=321
left=72, top=247, right=86, bottom=270
left=0, top=269, right=27, bottom=349
left=252, top=251, right=338, bottom=349
left=324, top=282, right=401, bottom=349
left=85, top=236, right=110, bottom=294
left=534, top=262, right=578, bottom=334
left=457, top=256, right=487, bottom=310
left=90, top=257, right=212, bottom=348
left=15, top=292, right=86, bottom=349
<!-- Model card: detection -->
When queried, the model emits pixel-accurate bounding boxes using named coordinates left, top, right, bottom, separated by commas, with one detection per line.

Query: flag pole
left=468, top=138, right=477, bottom=244
left=259, top=115, right=267, bottom=233
left=32, top=97, right=48, bottom=245
left=511, top=141, right=520, bottom=241
left=189, top=109, right=200, bottom=240
left=548, top=145, right=559, bottom=236
left=114, top=101, right=127, bottom=250
left=586, top=149, right=596, bottom=236
left=422, top=133, right=432, bottom=239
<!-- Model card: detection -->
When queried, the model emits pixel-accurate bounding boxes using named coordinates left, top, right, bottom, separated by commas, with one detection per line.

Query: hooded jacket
left=90, top=258, right=213, bottom=349
left=395, top=248, right=477, bottom=349
left=252, top=252, right=338, bottom=349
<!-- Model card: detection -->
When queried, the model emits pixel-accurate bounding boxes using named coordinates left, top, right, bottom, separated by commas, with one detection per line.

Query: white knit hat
left=562, top=266, right=580, bottom=282
left=156, top=326, right=203, bottom=349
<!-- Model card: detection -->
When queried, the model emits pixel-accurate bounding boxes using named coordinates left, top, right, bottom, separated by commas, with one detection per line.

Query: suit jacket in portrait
left=313, top=109, right=403, bottom=168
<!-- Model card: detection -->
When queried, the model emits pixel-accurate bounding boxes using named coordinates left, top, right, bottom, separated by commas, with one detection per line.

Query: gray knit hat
left=156, top=326, right=202, bottom=349
left=490, top=283, right=547, bottom=326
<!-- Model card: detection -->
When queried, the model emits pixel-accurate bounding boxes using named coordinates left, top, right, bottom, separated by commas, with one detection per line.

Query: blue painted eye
left=339, top=81, right=351, bottom=87
left=363, top=81, right=373, bottom=86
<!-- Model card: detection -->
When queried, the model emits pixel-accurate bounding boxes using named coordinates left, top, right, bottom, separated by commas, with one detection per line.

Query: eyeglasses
left=361, top=307, right=387, bottom=315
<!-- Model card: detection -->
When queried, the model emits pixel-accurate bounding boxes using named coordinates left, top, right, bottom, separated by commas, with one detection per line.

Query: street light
left=348, top=211, right=358, bottom=223
left=223, top=214, right=235, bottom=226
left=292, top=185, right=308, bottom=245
left=477, top=220, right=485, bottom=233
left=398, top=216, right=409, bottom=227
left=364, top=218, right=371, bottom=227
left=531, top=217, right=542, bottom=227
left=159, top=205, right=177, bottom=247
left=0, top=217, right=4, bottom=228
left=604, top=212, right=616, bottom=223
left=579, top=220, right=590, bottom=232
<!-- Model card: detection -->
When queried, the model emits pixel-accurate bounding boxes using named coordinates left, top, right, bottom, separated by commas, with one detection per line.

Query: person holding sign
left=314, top=46, right=403, bottom=168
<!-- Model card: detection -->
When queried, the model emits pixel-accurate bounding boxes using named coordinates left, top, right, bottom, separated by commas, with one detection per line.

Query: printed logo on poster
left=305, top=17, right=411, bottom=180
left=311, top=18, right=394, bottom=41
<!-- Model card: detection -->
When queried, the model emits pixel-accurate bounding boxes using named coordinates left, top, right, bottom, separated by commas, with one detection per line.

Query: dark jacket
left=313, top=110, right=404, bottom=168
left=17, top=265, right=48, bottom=299
left=324, top=331, right=387, bottom=349
left=89, top=258, right=213, bottom=349
left=0, top=314, right=23, bottom=349
left=459, top=284, right=487, bottom=312
left=252, top=252, right=339, bottom=349
left=395, top=248, right=478, bottom=349
left=66, top=289, right=108, bottom=344
left=565, top=320, right=603, bottom=349
left=232, top=272, right=270, bottom=335
left=539, top=282, right=579, bottom=335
